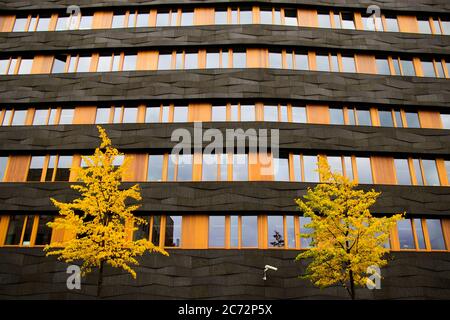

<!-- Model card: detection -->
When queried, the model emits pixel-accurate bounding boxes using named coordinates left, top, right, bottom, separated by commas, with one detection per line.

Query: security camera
left=263, top=265, right=278, bottom=280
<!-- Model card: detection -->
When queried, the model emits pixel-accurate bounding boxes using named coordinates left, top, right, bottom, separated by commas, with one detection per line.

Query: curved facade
left=0, top=0, right=450, bottom=299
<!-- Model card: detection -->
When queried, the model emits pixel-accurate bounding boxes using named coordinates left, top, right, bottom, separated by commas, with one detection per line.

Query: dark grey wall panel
left=0, top=248, right=449, bottom=299
left=1, top=123, right=450, bottom=157
left=1, top=25, right=450, bottom=56
left=1, top=0, right=449, bottom=14
left=0, top=182, right=449, bottom=216
left=1, top=69, right=449, bottom=108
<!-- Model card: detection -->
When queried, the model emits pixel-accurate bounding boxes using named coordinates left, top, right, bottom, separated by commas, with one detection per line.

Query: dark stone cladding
left=0, top=248, right=449, bottom=299
left=0, top=182, right=449, bottom=216
left=0, top=0, right=449, bottom=14
left=1, top=25, right=450, bottom=56
left=1, top=69, right=450, bottom=108
left=0, top=123, right=450, bottom=157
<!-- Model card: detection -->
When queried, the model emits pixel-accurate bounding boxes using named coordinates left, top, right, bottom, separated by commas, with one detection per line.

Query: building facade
left=0, top=0, right=450, bottom=299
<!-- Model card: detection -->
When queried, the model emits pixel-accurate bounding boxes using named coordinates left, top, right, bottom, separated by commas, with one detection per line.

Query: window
left=156, top=10, right=170, bottom=27
left=405, top=112, right=420, bottom=128
left=76, top=56, right=91, bottom=73
left=202, top=154, right=218, bottom=181
left=284, top=9, right=298, bottom=26
left=18, top=59, right=33, bottom=74
left=316, top=54, right=330, bottom=72
left=158, top=53, right=172, bottom=70
left=394, top=110, right=404, bottom=127
left=303, top=155, right=319, bottom=182
left=36, top=17, right=51, bottom=31
left=397, top=219, right=415, bottom=249
left=292, top=154, right=302, bottom=181
left=318, top=13, right=331, bottom=28
left=164, top=216, right=182, bottom=247
left=330, top=108, right=345, bottom=125
left=34, top=109, right=48, bottom=125
left=7, top=59, right=17, bottom=75
left=53, top=156, right=73, bottom=181
left=95, top=107, right=110, bottom=124
left=59, top=108, right=74, bottom=124
left=327, top=156, right=343, bottom=175
left=263, top=105, right=278, bottom=122
left=413, top=218, right=427, bottom=249
left=400, top=59, right=415, bottom=76
left=215, top=9, right=227, bottom=25
left=0, top=157, right=7, bottom=181
left=241, top=216, right=258, bottom=247
left=122, top=54, right=137, bottom=71
left=79, top=15, right=93, bottom=30
left=394, top=159, right=411, bottom=185
left=171, top=154, right=192, bottom=181
left=184, top=52, right=198, bottom=69
left=426, top=219, right=446, bottom=250
left=97, top=55, right=119, bottom=72
left=52, top=56, right=66, bottom=73
left=356, top=109, right=372, bottom=126
left=299, top=216, right=312, bottom=248
left=286, top=216, right=296, bottom=248
left=279, top=105, right=288, bottom=122
left=112, top=14, right=126, bottom=28
left=3, top=215, right=52, bottom=246
left=268, top=216, right=284, bottom=247
left=384, top=16, right=399, bottom=32
left=135, top=13, right=149, bottom=27
left=147, top=155, right=164, bottom=182
left=269, top=52, right=282, bottom=69
left=273, top=157, right=289, bottom=181
left=344, top=156, right=354, bottom=180
left=0, top=59, right=9, bottom=74
left=180, top=11, right=194, bottom=26
left=206, top=52, right=220, bottom=69
left=417, top=19, right=432, bottom=34
left=441, top=19, right=450, bottom=35
left=239, top=9, right=252, bottom=24
left=340, top=12, right=355, bottom=30
left=211, top=106, right=226, bottom=121
left=442, top=114, right=450, bottom=129
left=240, top=105, right=255, bottom=121
left=294, top=53, right=309, bottom=70
left=421, top=159, right=440, bottom=186
left=376, top=58, right=391, bottom=75
left=173, top=106, right=188, bottom=122
left=379, top=110, right=394, bottom=127
left=356, top=157, right=373, bottom=184
left=232, top=154, right=248, bottom=181
left=292, top=106, right=306, bottom=123
left=233, top=51, right=246, bottom=68
left=133, top=216, right=151, bottom=241
left=341, top=56, right=356, bottom=73
left=421, top=60, right=436, bottom=77
left=145, top=106, right=160, bottom=123
left=27, top=156, right=45, bottom=181
left=209, top=216, right=225, bottom=247
left=122, top=107, right=138, bottom=123
left=10, top=110, right=27, bottom=126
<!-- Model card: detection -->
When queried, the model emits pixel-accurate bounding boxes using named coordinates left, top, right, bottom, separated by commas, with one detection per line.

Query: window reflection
left=165, top=216, right=182, bottom=247
left=209, top=216, right=225, bottom=247
left=397, top=219, right=415, bottom=249
left=268, top=216, right=284, bottom=247
left=241, top=216, right=258, bottom=247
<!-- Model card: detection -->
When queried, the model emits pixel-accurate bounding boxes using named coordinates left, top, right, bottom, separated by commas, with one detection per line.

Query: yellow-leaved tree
left=45, top=126, right=168, bottom=296
left=295, top=157, right=403, bottom=300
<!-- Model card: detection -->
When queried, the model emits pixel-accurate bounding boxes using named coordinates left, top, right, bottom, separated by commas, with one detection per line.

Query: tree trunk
left=97, top=260, right=104, bottom=298
left=349, top=269, right=356, bottom=300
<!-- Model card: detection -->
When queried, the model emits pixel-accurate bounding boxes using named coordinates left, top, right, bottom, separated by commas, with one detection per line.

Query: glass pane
left=59, top=109, right=74, bottom=124
left=122, top=55, right=137, bottom=71
left=95, top=108, right=110, bottom=124
left=133, top=216, right=150, bottom=241
left=54, top=156, right=72, bottom=181
left=209, top=216, right=225, bottom=247
left=362, top=17, right=375, bottom=31
left=22, top=216, right=34, bottom=246
left=341, top=12, right=355, bottom=29
left=5, top=215, right=26, bottom=245
left=284, top=9, right=298, bottom=26
left=442, top=114, right=450, bottom=129
left=79, top=16, right=93, bottom=29
left=230, top=216, right=238, bottom=247
left=0, top=59, right=9, bottom=74
left=405, top=112, right=420, bottom=128
left=48, top=109, right=57, bottom=125
left=397, top=219, right=415, bottom=249
left=206, top=52, right=220, bottom=69
left=264, top=105, right=278, bottom=122
left=300, top=216, right=312, bottom=248
left=233, top=52, right=246, bottom=68
left=400, top=60, right=415, bottom=76
left=260, top=10, right=272, bottom=24
left=161, top=106, right=170, bottom=122
left=165, top=216, right=182, bottom=247
left=421, top=61, right=436, bottom=77
left=215, top=11, right=227, bottom=25
left=376, top=59, right=391, bottom=75
left=173, top=106, right=188, bottom=122
left=273, top=10, right=281, bottom=25
left=412, top=159, right=424, bottom=185
left=344, top=156, right=354, bottom=180
left=426, top=219, right=446, bottom=250
left=317, top=14, right=331, bottom=28
left=303, top=155, right=319, bottom=182
left=280, top=105, right=288, bottom=122
left=76, top=57, right=91, bottom=72
left=11, top=110, right=27, bottom=126
left=379, top=110, right=394, bottom=127
left=394, top=159, right=411, bottom=185
left=384, top=17, right=399, bottom=32
left=435, top=61, right=445, bottom=78
left=327, top=156, right=343, bottom=175
left=239, top=10, right=252, bottom=24
left=0, top=156, right=8, bottom=181
left=202, top=154, right=218, bottom=181
left=286, top=216, right=296, bottom=248
left=151, top=216, right=161, bottom=245
left=316, top=55, right=330, bottom=72
left=330, top=55, right=339, bottom=72
left=268, top=216, right=284, bottom=247
left=422, top=159, right=440, bottom=186
left=356, top=157, right=373, bottom=184
left=145, top=107, right=160, bottom=123
left=241, top=105, right=255, bottom=121
left=295, top=54, right=309, bottom=70
left=241, top=216, right=258, bottom=247
left=269, top=52, right=282, bottom=68
left=97, top=56, right=112, bottom=72
left=122, top=107, right=138, bottom=123
left=136, top=13, right=149, bottom=27
left=112, top=14, right=125, bottom=28
left=184, top=53, right=198, bottom=69
left=158, top=54, right=172, bottom=70
left=274, top=157, right=289, bottom=181
left=356, top=109, right=372, bottom=126
left=180, top=12, right=194, bottom=26
left=292, top=106, right=306, bottom=123
left=13, top=18, right=28, bottom=32
left=233, top=154, right=248, bottom=181
left=330, top=108, right=344, bottom=125
left=413, top=218, right=426, bottom=249
left=156, top=12, right=170, bottom=27
left=177, top=154, right=192, bottom=181
left=212, top=106, right=226, bottom=121
left=418, top=20, right=432, bottom=34
left=230, top=105, right=239, bottom=121
left=394, top=111, right=404, bottom=127
left=147, top=155, right=164, bottom=182
left=292, top=154, right=302, bottom=181
left=34, top=215, right=52, bottom=245
left=341, top=56, right=356, bottom=73
left=7, top=58, right=17, bottom=75
left=52, top=57, right=66, bottom=73
left=18, top=59, right=33, bottom=74
left=45, top=155, right=56, bottom=182
left=27, top=156, right=45, bottom=181
left=36, top=17, right=50, bottom=31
